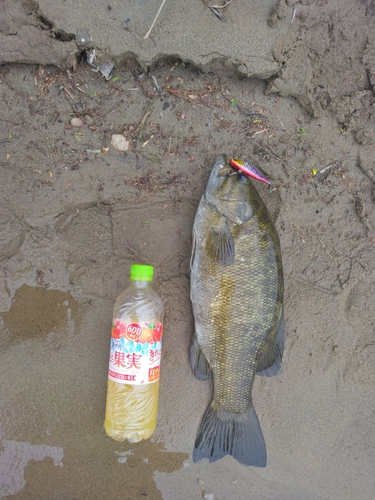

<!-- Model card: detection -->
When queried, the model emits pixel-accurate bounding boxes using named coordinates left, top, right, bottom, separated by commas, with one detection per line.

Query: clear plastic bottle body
left=104, top=280, right=164, bottom=443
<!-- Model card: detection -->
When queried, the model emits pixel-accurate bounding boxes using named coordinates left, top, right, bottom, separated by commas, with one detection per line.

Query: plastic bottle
left=104, top=264, right=164, bottom=442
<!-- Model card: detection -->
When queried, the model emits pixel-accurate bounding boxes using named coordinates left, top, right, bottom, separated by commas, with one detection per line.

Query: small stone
left=111, top=134, right=130, bottom=152
left=84, top=115, right=94, bottom=125
left=71, top=117, right=84, bottom=127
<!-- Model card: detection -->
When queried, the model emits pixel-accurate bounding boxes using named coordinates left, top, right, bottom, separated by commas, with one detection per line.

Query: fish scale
left=190, top=155, right=284, bottom=466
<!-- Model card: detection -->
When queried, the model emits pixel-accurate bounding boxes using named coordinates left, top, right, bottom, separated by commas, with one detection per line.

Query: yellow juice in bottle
left=104, top=379, right=160, bottom=441
left=104, top=264, right=164, bottom=442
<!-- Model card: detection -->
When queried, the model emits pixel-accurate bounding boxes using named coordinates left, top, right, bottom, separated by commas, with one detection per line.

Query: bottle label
left=108, top=319, right=163, bottom=385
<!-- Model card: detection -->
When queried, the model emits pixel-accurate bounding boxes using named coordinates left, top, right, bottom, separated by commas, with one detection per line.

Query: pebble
left=71, top=117, right=84, bottom=127
left=111, top=134, right=130, bottom=152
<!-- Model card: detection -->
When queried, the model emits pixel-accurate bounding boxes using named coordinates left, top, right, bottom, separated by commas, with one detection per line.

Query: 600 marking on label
left=125, top=323, right=142, bottom=340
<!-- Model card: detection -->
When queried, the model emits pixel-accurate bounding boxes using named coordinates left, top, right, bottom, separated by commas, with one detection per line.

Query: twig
left=254, top=141, right=288, bottom=167
left=250, top=128, right=268, bottom=138
left=201, top=0, right=232, bottom=21
left=144, top=0, right=168, bottom=39
left=314, top=231, right=336, bottom=264
left=276, top=113, right=286, bottom=130
left=150, top=74, right=161, bottom=95
left=290, top=276, right=340, bottom=296
left=209, top=0, right=232, bottom=9
left=316, top=158, right=345, bottom=181
left=126, top=246, right=153, bottom=264
left=142, top=135, right=154, bottom=147
left=133, top=109, right=152, bottom=138
left=61, top=85, right=75, bottom=101
left=318, top=159, right=343, bottom=175
left=354, top=258, right=368, bottom=271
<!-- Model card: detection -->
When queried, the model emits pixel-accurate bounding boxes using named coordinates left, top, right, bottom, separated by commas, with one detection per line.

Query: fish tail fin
left=193, top=405, right=266, bottom=467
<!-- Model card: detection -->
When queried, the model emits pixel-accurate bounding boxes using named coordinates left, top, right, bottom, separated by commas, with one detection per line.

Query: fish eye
left=237, top=172, right=247, bottom=183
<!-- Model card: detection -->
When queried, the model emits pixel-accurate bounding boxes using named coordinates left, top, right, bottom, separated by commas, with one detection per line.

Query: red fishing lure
left=230, top=159, right=270, bottom=185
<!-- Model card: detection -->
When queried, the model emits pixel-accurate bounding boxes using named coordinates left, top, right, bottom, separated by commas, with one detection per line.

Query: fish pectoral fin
left=208, top=222, right=235, bottom=265
left=190, top=336, right=212, bottom=380
left=256, top=315, right=285, bottom=377
left=193, top=406, right=266, bottom=467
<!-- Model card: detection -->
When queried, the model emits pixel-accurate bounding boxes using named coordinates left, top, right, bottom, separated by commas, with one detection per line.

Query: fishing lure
left=229, top=158, right=270, bottom=185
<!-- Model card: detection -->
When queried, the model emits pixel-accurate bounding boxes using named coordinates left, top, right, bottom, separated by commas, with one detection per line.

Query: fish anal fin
left=207, top=222, right=235, bottom=265
left=193, top=406, right=266, bottom=467
left=190, top=336, right=212, bottom=380
left=257, top=316, right=285, bottom=377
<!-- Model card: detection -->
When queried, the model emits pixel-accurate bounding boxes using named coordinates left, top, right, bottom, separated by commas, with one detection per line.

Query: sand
left=0, top=1, right=374, bottom=499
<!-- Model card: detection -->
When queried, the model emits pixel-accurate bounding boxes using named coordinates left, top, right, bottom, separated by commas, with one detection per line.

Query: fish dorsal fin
left=208, top=222, right=235, bottom=265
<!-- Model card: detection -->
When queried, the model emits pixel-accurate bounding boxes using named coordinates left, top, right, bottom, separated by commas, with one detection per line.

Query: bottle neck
left=131, top=280, right=151, bottom=289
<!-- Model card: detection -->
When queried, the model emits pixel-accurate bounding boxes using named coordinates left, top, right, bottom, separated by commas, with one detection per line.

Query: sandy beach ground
left=1, top=1, right=375, bottom=498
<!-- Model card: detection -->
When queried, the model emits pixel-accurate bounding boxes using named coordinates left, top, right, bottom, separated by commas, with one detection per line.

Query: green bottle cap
left=130, top=264, right=154, bottom=281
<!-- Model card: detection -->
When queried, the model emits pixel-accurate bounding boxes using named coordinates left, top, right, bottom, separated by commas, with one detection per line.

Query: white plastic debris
left=87, top=48, right=96, bottom=65
left=76, top=30, right=93, bottom=46
left=97, top=62, right=114, bottom=80
left=86, top=49, right=114, bottom=80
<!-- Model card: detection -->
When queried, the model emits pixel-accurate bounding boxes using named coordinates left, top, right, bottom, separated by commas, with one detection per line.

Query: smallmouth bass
left=190, top=155, right=284, bottom=467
